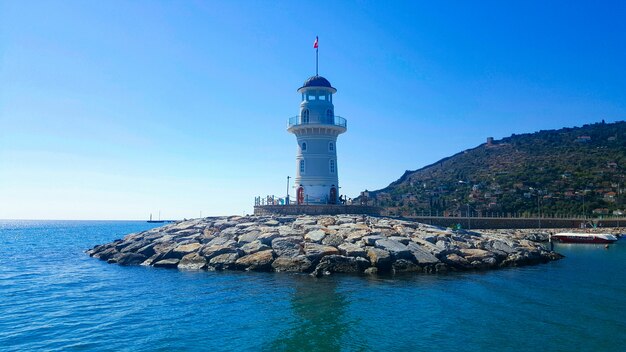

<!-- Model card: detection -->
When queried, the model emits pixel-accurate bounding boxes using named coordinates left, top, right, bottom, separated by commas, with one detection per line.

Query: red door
left=297, top=187, right=304, bottom=205
left=329, top=187, right=337, bottom=204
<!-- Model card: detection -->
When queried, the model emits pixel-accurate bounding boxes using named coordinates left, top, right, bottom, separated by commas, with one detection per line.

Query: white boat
left=552, top=232, right=618, bottom=244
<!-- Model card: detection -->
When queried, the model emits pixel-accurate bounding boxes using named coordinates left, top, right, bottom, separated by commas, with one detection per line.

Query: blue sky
left=1, top=0, right=625, bottom=220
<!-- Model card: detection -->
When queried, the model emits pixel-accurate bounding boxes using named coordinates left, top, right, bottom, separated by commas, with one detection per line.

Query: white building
left=288, top=75, right=347, bottom=204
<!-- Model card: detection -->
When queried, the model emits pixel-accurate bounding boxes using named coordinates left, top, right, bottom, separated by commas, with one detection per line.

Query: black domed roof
left=299, top=75, right=336, bottom=92
left=303, top=75, right=332, bottom=88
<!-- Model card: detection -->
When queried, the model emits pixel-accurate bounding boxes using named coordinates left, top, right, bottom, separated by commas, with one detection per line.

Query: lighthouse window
left=326, top=109, right=333, bottom=123
left=299, top=160, right=305, bottom=173
left=329, top=142, right=334, bottom=151
left=302, top=109, right=309, bottom=124
left=330, top=159, right=335, bottom=173
left=319, top=95, right=326, bottom=101
left=301, top=142, right=307, bottom=151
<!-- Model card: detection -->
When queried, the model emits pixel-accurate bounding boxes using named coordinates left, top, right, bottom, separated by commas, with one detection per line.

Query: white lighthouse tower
left=288, top=75, right=347, bottom=204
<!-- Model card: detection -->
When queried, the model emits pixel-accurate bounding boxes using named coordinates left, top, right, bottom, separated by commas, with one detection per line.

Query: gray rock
left=206, top=236, right=235, bottom=247
left=490, top=241, right=516, bottom=254
left=93, top=246, right=118, bottom=261
left=209, top=252, right=240, bottom=270
left=271, top=236, right=303, bottom=257
left=317, top=217, right=336, bottom=226
left=366, top=248, right=392, bottom=270
left=257, top=232, right=281, bottom=246
left=293, top=218, right=317, bottom=227
left=444, top=253, right=471, bottom=269
left=406, top=242, right=440, bottom=264
left=264, top=220, right=280, bottom=226
left=311, top=255, right=370, bottom=277
left=392, top=259, right=422, bottom=273
left=364, top=267, right=378, bottom=275
left=375, top=239, right=412, bottom=260
left=338, top=242, right=367, bottom=258
left=119, top=240, right=148, bottom=253
left=114, top=252, right=147, bottom=266
left=304, top=230, right=326, bottom=243
left=278, top=226, right=302, bottom=237
left=237, top=230, right=261, bottom=244
left=345, top=229, right=369, bottom=243
left=321, top=234, right=343, bottom=247
left=200, top=244, right=238, bottom=260
left=172, top=243, right=201, bottom=256
left=389, top=236, right=410, bottom=245
left=460, top=248, right=494, bottom=262
left=241, top=240, right=270, bottom=255
left=421, top=234, right=438, bottom=244
left=303, top=243, right=340, bottom=261
left=178, top=253, right=207, bottom=270
left=277, top=216, right=296, bottom=223
left=236, top=250, right=275, bottom=271
left=136, top=243, right=156, bottom=258
left=272, top=255, right=312, bottom=272
left=362, top=235, right=383, bottom=246
left=153, top=258, right=180, bottom=268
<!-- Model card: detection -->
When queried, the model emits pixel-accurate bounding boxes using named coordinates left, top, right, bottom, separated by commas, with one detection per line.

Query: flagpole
left=316, top=47, right=318, bottom=76
left=314, top=36, right=319, bottom=76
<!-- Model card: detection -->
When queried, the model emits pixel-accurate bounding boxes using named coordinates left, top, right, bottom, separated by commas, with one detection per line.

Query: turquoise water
left=1, top=221, right=625, bottom=352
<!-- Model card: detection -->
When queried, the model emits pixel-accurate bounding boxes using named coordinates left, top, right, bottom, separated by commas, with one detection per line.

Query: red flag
left=313, top=36, right=318, bottom=49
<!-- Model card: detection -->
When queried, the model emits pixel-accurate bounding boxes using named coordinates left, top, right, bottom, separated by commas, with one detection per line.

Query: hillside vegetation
left=366, top=121, right=626, bottom=218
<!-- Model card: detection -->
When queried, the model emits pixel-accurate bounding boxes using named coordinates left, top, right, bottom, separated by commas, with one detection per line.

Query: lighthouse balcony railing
left=288, top=115, right=347, bottom=129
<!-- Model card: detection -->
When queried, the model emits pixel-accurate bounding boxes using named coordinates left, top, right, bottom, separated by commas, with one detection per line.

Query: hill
left=363, top=121, right=626, bottom=218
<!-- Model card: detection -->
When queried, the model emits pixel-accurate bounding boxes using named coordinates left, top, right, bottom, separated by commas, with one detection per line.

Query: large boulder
left=444, top=253, right=471, bottom=269
left=311, top=255, right=370, bottom=277
left=362, top=235, right=383, bottom=246
left=338, top=242, right=367, bottom=258
left=93, top=246, right=118, bottom=261
left=237, top=230, right=261, bottom=244
left=271, top=236, right=303, bottom=257
left=272, top=255, right=312, bottom=272
left=460, top=248, right=494, bottom=262
left=264, top=219, right=280, bottom=226
left=178, top=253, right=207, bottom=270
left=171, top=243, right=201, bottom=257
left=406, top=242, right=440, bottom=264
left=136, top=243, right=156, bottom=258
left=115, top=252, right=147, bottom=266
left=304, top=230, right=326, bottom=243
left=153, top=258, right=180, bottom=268
left=209, top=252, right=240, bottom=270
left=366, top=248, right=392, bottom=270
left=241, top=240, right=271, bottom=255
left=200, top=244, right=239, bottom=260
left=317, top=217, right=336, bottom=227
left=374, top=239, right=413, bottom=260
left=257, top=232, right=281, bottom=246
left=321, top=234, right=343, bottom=247
left=236, top=250, right=275, bottom=271
left=303, top=243, right=340, bottom=261
left=392, top=259, right=422, bottom=273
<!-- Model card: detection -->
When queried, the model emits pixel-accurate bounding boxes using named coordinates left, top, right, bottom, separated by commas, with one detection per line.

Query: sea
left=0, top=220, right=625, bottom=352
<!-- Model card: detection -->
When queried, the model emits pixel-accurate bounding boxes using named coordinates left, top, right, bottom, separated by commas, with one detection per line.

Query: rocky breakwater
left=87, top=215, right=563, bottom=276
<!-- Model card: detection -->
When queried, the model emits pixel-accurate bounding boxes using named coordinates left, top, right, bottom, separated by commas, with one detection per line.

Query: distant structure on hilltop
left=288, top=75, right=346, bottom=205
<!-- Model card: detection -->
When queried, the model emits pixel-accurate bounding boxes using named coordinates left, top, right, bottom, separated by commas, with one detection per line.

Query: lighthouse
left=288, top=75, right=347, bottom=205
